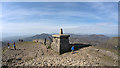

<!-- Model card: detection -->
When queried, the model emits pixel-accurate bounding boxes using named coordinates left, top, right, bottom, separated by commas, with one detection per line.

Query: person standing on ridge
left=71, top=45, right=74, bottom=54
left=44, top=38, right=46, bottom=45
left=13, top=42, right=16, bottom=50
left=8, top=42, right=10, bottom=49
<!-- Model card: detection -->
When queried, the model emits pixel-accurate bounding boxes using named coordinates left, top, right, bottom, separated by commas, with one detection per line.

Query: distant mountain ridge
left=2, top=33, right=118, bottom=50
left=23, top=33, right=110, bottom=43
left=2, top=33, right=110, bottom=46
left=23, top=33, right=52, bottom=41
left=69, top=34, right=110, bottom=42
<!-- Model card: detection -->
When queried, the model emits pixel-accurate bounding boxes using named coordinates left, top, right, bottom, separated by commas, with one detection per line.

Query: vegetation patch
left=47, top=45, right=51, bottom=49
left=100, top=53, right=116, bottom=66
left=94, top=46, right=118, bottom=55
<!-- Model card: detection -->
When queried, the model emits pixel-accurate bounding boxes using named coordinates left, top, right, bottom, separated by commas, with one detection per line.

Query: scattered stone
left=2, top=39, right=118, bottom=66
left=16, top=58, right=22, bottom=61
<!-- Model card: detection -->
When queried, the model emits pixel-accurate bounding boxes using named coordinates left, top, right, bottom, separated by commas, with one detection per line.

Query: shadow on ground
left=10, top=49, right=21, bottom=50
left=61, top=43, right=92, bottom=54
left=70, top=43, right=92, bottom=51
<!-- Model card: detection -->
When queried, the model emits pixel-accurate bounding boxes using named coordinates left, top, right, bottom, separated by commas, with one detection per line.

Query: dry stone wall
left=32, top=39, right=49, bottom=44
left=51, top=37, right=60, bottom=53
left=60, top=37, right=71, bottom=54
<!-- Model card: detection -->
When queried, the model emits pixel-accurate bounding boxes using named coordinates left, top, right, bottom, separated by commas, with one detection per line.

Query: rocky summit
left=2, top=41, right=118, bottom=67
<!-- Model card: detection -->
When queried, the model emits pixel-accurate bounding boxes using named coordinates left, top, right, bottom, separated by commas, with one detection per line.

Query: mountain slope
left=23, top=33, right=52, bottom=41
left=70, top=34, right=110, bottom=42
left=106, top=37, right=119, bottom=49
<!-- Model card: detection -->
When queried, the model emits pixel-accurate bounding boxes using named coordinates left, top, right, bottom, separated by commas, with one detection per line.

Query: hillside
left=2, top=41, right=118, bottom=66
left=2, top=34, right=119, bottom=67
left=22, top=33, right=109, bottom=44
left=23, top=33, right=52, bottom=41
left=70, top=34, right=110, bottom=42
left=106, top=37, right=119, bottom=49
left=2, top=33, right=109, bottom=44
left=2, top=34, right=117, bottom=51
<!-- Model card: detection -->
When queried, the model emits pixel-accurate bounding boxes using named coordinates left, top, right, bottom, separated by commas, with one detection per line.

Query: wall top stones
left=52, top=34, right=70, bottom=37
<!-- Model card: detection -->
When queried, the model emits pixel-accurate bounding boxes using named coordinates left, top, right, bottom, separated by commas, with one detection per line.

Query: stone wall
left=51, top=36, right=71, bottom=54
left=51, top=37, right=60, bottom=53
left=32, top=39, right=49, bottom=44
left=60, top=37, right=71, bottom=54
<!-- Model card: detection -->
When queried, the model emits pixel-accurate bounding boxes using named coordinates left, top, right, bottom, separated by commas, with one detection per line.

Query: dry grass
left=94, top=46, right=118, bottom=55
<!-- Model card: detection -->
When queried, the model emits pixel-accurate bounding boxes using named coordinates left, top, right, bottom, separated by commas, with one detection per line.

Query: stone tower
left=51, top=28, right=70, bottom=54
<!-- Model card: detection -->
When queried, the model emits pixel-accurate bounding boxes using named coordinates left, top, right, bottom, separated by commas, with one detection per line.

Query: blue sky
left=2, top=2, right=118, bottom=37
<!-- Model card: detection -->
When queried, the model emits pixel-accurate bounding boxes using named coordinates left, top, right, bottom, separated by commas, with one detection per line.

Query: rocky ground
left=2, top=42, right=118, bottom=66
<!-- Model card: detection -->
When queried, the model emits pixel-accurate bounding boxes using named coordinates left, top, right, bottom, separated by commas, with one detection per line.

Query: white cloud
left=3, top=7, right=103, bottom=22
left=2, top=2, right=118, bottom=37
left=3, top=2, right=117, bottom=23
left=65, top=25, right=118, bottom=34
left=91, top=2, right=118, bottom=21
left=2, top=22, right=118, bottom=36
left=2, top=22, right=79, bottom=35
left=96, top=22, right=117, bottom=26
